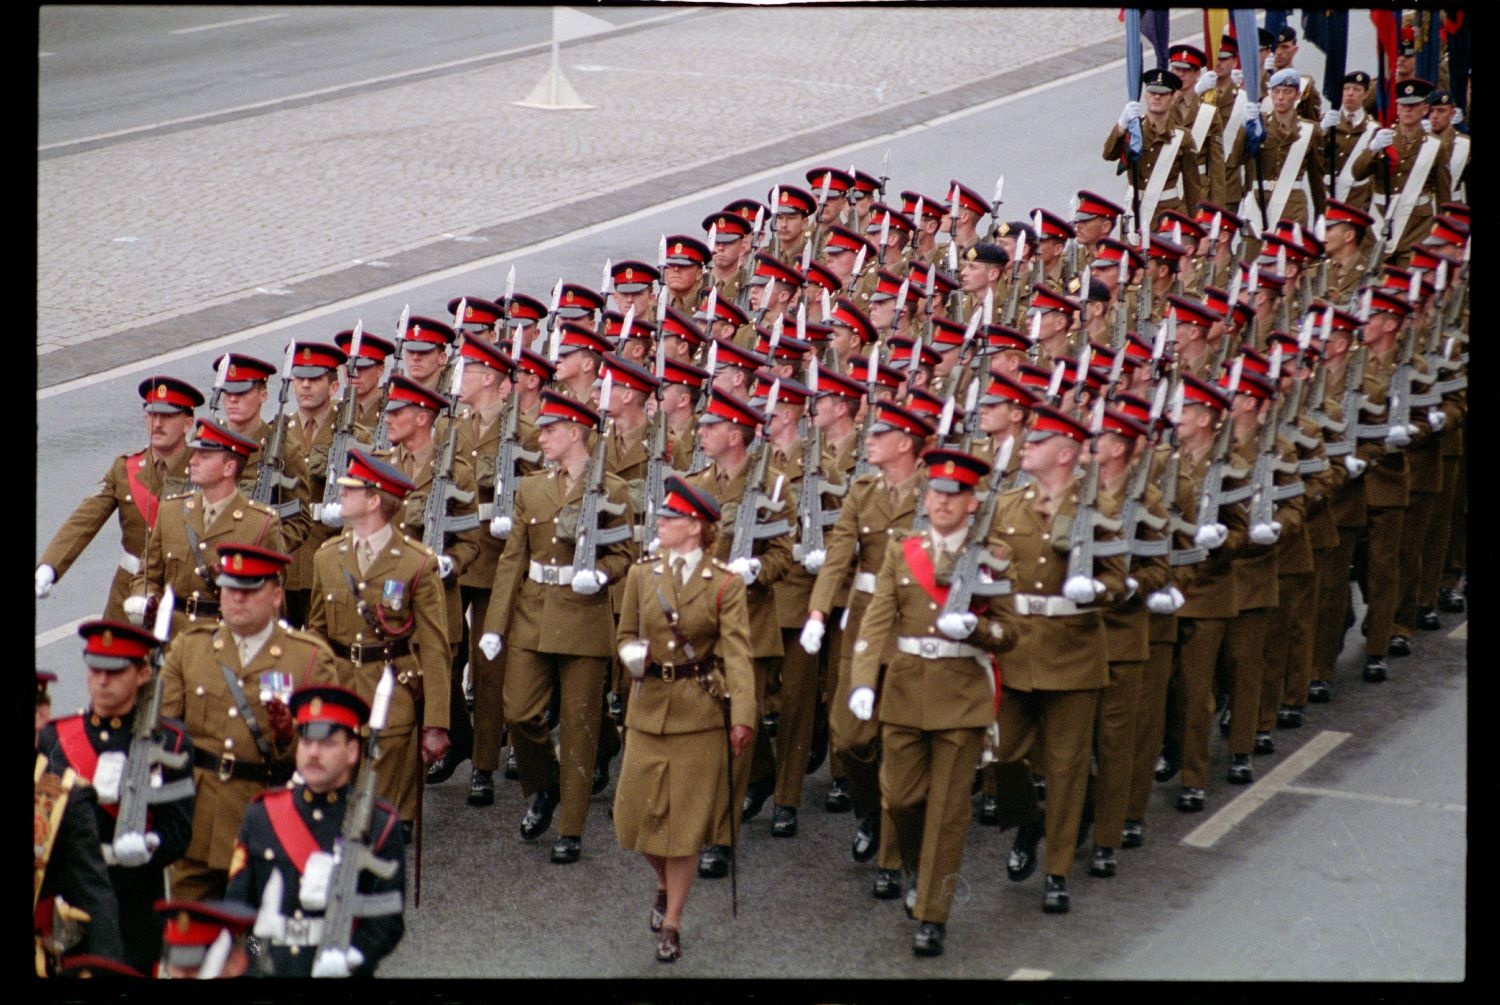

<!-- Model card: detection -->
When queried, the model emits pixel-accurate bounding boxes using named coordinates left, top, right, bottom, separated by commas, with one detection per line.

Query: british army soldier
left=37, top=376, right=202, bottom=621
left=159, top=543, right=339, bottom=901
left=1104, top=69, right=1203, bottom=238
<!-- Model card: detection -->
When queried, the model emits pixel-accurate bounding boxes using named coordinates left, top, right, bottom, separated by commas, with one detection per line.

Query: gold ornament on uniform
left=309, top=697, right=323, bottom=716
left=101, top=629, right=114, bottom=648
left=157, top=384, right=169, bottom=399
left=177, top=911, right=191, bottom=935
left=966, top=247, right=979, bottom=262
left=624, top=268, right=634, bottom=281
left=301, top=346, right=313, bottom=361
left=672, top=242, right=684, bottom=255
left=231, top=554, right=244, bottom=571
left=942, top=461, right=955, bottom=476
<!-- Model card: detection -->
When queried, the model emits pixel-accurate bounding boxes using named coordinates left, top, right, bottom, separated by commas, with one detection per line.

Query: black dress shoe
left=650, top=889, right=667, bottom=932
left=1007, top=822, right=1042, bottom=882
left=1154, top=749, right=1181, bottom=783
left=697, top=845, right=730, bottom=879
left=1043, top=875, right=1070, bottom=914
left=519, top=786, right=558, bottom=841
left=1276, top=706, right=1304, bottom=729
left=872, top=868, right=902, bottom=899
left=1088, top=845, right=1117, bottom=878
left=1227, top=754, right=1253, bottom=785
left=771, top=805, right=798, bottom=837
left=1253, top=731, right=1275, bottom=755
left=851, top=812, right=880, bottom=863
left=1121, top=820, right=1144, bottom=849
left=1416, top=608, right=1442, bottom=631
left=1176, top=787, right=1205, bottom=812
left=1388, top=634, right=1412, bottom=657
left=912, top=921, right=946, bottom=957
left=978, top=794, right=1000, bottom=825
left=1363, top=656, right=1389, bottom=682
left=503, top=748, right=519, bottom=780
left=467, top=769, right=494, bottom=807
left=1438, top=586, right=1465, bottom=613
left=761, top=711, right=779, bottom=737
left=742, top=778, right=774, bottom=822
left=550, top=835, right=581, bottom=863
left=1307, top=679, right=1332, bottom=703
left=824, top=778, right=851, bottom=813
left=656, top=925, right=681, bottom=963
left=425, top=746, right=470, bottom=785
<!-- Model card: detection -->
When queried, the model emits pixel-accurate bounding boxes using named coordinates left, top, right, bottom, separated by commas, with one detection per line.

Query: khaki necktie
left=668, top=557, right=685, bottom=606
left=357, top=540, right=375, bottom=575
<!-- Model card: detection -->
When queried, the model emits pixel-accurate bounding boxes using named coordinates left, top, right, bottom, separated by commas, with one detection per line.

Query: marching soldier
left=225, top=685, right=406, bottom=977
left=1170, top=44, right=1228, bottom=205
left=1324, top=201, right=1376, bottom=305
left=1104, top=68, right=1203, bottom=238
left=769, top=185, right=817, bottom=266
left=38, top=621, right=196, bottom=975
left=661, top=235, right=711, bottom=313
left=159, top=543, right=338, bottom=901
left=37, top=376, right=202, bottom=621
left=1350, top=79, right=1450, bottom=266
left=397, top=315, right=456, bottom=392
left=1237, top=69, right=1327, bottom=234
left=703, top=211, right=752, bottom=306
left=333, top=328, right=395, bottom=431
left=154, top=899, right=259, bottom=978
left=1322, top=72, right=1381, bottom=213
left=1426, top=89, right=1469, bottom=203
left=1264, top=26, right=1324, bottom=122
left=126, top=419, right=284, bottom=635
left=308, top=448, right=451, bottom=831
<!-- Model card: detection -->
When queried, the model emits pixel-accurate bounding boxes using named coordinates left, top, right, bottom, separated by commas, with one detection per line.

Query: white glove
left=644, top=536, right=661, bottom=558
left=848, top=686, right=875, bottom=722
left=1146, top=586, right=1186, bottom=614
left=1230, top=68, right=1244, bottom=88
left=1263, top=55, right=1276, bottom=73
left=618, top=639, right=648, bottom=679
left=92, top=751, right=126, bottom=804
left=110, top=831, right=159, bottom=868
left=311, top=946, right=364, bottom=979
left=299, top=850, right=335, bottom=911
left=1321, top=109, right=1341, bottom=130
left=1195, top=73, right=1216, bottom=95
left=727, top=557, right=761, bottom=585
left=570, top=569, right=606, bottom=595
left=319, top=502, right=344, bottom=528
left=1118, top=100, right=1143, bottom=129
left=1249, top=521, right=1282, bottom=545
left=1063, top=575, right=1104, bottom=605
left=436, top=554, right=455, bottom=579
left=1123, top=576, right=1139, bottom=602
left=1370, top=128, right=1395, bottom=153
left=35, top=564, right=55, bottom=599
left=489, top=515, right=511, bottom=539
left=478, top=633, right=502, bottom=660
left=1194, top=522, right=1229, bottom=550
left=936, top=612, right=977, bottom=640
left=1384, top=424, right=1410, bottom=448
left=122, top=595, right=149, bottom=625
left=1453, top=107, right=1464, bottom=125
left=800, top=548, right=826, bottom=575
left=1245, top=103, right=1261, bottom=126
left=1343, top=455, right=1368, bottom=478
left=799, top=616, right=825, bottom=654
left=1426, top=408, right=1446, bottom=432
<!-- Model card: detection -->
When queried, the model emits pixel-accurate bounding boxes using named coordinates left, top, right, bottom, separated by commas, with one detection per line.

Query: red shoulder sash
left=263, top=790, right=322, bottom=872
left=53, top=717, right=121, bottom=820
left=124, top=452, right=161, bottom=530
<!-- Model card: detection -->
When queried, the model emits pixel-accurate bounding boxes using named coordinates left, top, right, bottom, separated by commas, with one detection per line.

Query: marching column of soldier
left=34, top=37, right=1469, bottom=971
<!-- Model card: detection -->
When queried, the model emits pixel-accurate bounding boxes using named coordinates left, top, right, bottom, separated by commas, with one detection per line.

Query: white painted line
left=40, top=10, right=694, bottom=152
left=37, top=617, right=90, bottom=649
left=1448, top=621, right=1466, bottom=640
left=1282, top=785, right=1466, bottom=814
left=40, top=51, right=55, bottom=58
left=169, top=12, right=290, bottom=35
left=1182, top=730, right=1351, bottom=848
left=1008, top=968, right=1053, bottom=980
left=39, top=18, right=1199, bottom=398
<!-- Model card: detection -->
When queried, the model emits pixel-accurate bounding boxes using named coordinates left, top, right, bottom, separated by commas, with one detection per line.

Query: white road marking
left=1008, top=968, right=1053, bottom=980
left=1282, top=785, right=1466, bottom=814
left=41, top=10, right=694, bottom=152
left=40, top=51, right=55, bottom=58
left=1448, top=621, right=1466, bottom=640
left=1182, top=730, right=1351, bottom=848
left=37, top=617, right=90, bottom=649
left=169, top=12, right=290, bottom=35
left=39, top=20, right=1200, bottom=399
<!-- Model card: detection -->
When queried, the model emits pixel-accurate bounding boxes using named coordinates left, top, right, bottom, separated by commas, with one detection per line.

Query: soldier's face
left=146, top=410, right=193, bottom=454
left=655, top=511, right=698, bottom=552
left=1039, top=236, right=1064, bottom=264
left=1216, top=53, right=1236, bottom=78
left=1274, top=41, right=1297, bottom=69
left=1342, top=83, right=1366, bottom=112
left=457, top=365, right=490, bottom=406
left=662, top=264, right=699, bottom=294
left=87, top=662, right=150, bottom=719
left=403, top=348, right=442, bottom=382
left=352, top=363, right=382, bottom=397
left=662, top=334, right=692, bottom=362
left=868, top=298, right=895, bottom=331
left=822, top=246, right=854, bottom=282
left=221, top=386, right=267, bottom=427
left=775, top=212, right=807, bottom=244
left=1271, top=85, right=1297, bottom=115
left=960, top=260, right=993, bottom=293
left=660, top=383, right=691, bottom=417
left=293, top=374, right=335, bottom=413
left=1428, top=106, right=1454, bottom=132
left=830, top=325, right=860, bottom=359
left=220, top=580, right=282, bottom=637
left=613, top=286, right=656, bottom=317
left=189, top=448, right=233, bottom=489
left=295, top=729, right=360, bottom=792
left=1145, top=91, right=1172, bottom=116
left=923, top=486, right=977, bottom=536
left=384, top=404, right=420, bottom=446
left=1397, top=55, right=1415, bottom=79
left=711, top=238, right=743, bottom=271
left=818, top=195, right=846, bottom=225
left=538, top=420, right=582, bottom=462
left=1396, top=103, right=1423, bottom=129
left=697, top=418, right=738, bottom=459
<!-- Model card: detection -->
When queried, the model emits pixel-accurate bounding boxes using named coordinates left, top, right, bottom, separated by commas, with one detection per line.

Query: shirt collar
left=667, top=547, right=704, bottom=578
left=354, top=522, right=393, bottom=557
left=232, top=619, right=277, bottom=664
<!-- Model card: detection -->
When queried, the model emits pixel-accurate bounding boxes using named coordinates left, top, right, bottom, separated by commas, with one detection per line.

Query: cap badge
left=672, top=242, right=683, bottom=255
left=232, top=554, right=244, bottom=571
left=157, top=384, right=168, bottom=399
left=177, top=911, right=191, bottom=934
left=309, top=697, right=323, bottom=716
left=624, top=268, right=634, bottom=281
left=942, top=461, right=955, bottom=475
left=101, top=629, right=114, bottom=648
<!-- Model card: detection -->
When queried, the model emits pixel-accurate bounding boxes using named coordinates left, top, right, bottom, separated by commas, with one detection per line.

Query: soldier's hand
left=1321, top=109, right=1341, bottom=130
left=1426, top=408, right=1447, bottom=433
left=1063, top=576, right=1104, bottom=605
left=1384, top=423, right=1410, bottom=448
left=319, top=502, right=344, bottom=528
left=311, top=946, right=363, bottom=979
left=436, top=554, right=456, bottom=580
left=1195, top=73, right=1216, bottom=95
left=570, top=569, right=606, bottom=595
left=798, top=615, right=825, bottom=654
left=848, top=686, right=875, bottom=722
left=1123, top=576, right=1139, bottom=601
left=1262, top=54, right=1275, bottom=73
left=800, top=548, right=826, bottom=574
left=1343, top=455, right=1368, bottom=478
left=1370, top=128, right=1395, bottom=153
left=93, top=750, right=127, bottom=804
left=1194, top=522, right=1229, bottom=550
left=122, top=595, right=149, bottom=625
left=489, top=515, right=512, bottom=539
left=1230, top=68, right=1243, bottom=88
left=35, top=564, right=55, bottom=599
left=479, top=633, right=503, bottom=660
left=729, top=724, right=754, bottom=758
left=1118, top=101, right=1144, bottom=129
left=1249, top=521, right=1281, bottom=545
left=265, top=697, right=294, bottom=746
left=1146, top=586, right=1186, bottom=614
left=110, top=830, right=158, bottom=868
left=299, top=850, right=335, bottom=911
left=936, top=612, right=977, bottom=640
left=421, top=727, right=451, bottom=766
left=727, top=557, right=761, bottom=585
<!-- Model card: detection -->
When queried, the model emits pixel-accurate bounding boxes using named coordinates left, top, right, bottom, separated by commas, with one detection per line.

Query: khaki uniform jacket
left=283, top=409, right=369, bottom=592
left=484, top=466, right=635, bottom=656
left=40, top=447, right=190, bottom=620
left=237, top=417, right=313, bottom=555
left=850, top=532, right=1015, bottom=731
left=617, top=555, right=757, bottom=734
left=159, top=622, right=338, bottom=869
left=1175, top=441, right=1251, bottom=619
left=1325, top=112, right=1381, bottom=210
left=309, top=527, right=449, bottom=732
left=1229, top=427, right=1305, bottom=611
left=1353, top=352, right=1412, bottom=509
left=770, top=439, right=846, bottom=629
left=1102, top=116, right=1203, bottom=222
left=1175, top=89, right=1227, bottom=205
left=1097, top=476, right=1172, bottom=664
left=392, top=433, right=482, bottom=642
left=458, top=403, right=542, bottom=591
left=1235, top=114, right=1326, bottom=228
left=1351, top=128, right=1450, bottom=258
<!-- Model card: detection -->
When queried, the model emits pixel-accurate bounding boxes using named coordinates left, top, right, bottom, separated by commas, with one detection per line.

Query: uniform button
left=326, top=593, right=334, bottom=601
left=311, top=810, right=323, bottom=822
left=1035, top=582, right=1045, bottom=590
left=358, top=581, right=366, bottom=590
left=1006, top=527, right=1015, bottom=534
left=1038, top=556, right=1047, bottom=564
left=264, top=849, right=275, bottom=860
left=928, top=602, right=937, bottom=610
left=1040, top=533, right=1049, bottom=541
left=124, top=493, right=131, bottom=502
left=900, top=577, right=910, bottom=586
left=289, top=946, right=300, bottom=956
left=195, top=686, right=205, bottom=696
left=861, top=526, right=870, bottom=533
left=666, top=640, right=675, bottom=650
left=228, top=708, right=238, bottom=718
left=294, top=909, right=303, bottom=920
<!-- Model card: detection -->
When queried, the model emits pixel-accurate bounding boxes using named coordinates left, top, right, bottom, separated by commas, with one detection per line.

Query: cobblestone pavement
left=38, top=7, right=1126, bottom=361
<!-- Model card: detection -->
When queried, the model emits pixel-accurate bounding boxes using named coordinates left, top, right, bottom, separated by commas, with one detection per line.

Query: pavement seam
left=1180, top=730, right=1352, bottom=849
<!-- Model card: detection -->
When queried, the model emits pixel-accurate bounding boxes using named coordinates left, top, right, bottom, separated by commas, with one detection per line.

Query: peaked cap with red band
left=900, top=190, right=950, bottom=220
left=846, top=354, right=907, bottom=389
left=701, top=211, right=752, bottom=241
left=556, top=322, right=612, bottom=357
left=885, top=335, right=941, bottom=369
left=291, top=685, right=369, bottom=738
left=803, top=261, right=842, bottom=296
left=536, top=389, right=602, bottom=429
left=138, top=375, right=205, bottom=414
left=400, top=316, right=457, bottom=351
left=447, top=297, right=504, bottom=327
left=1030, top=284, right=1080, bottom=314
left=753, top=252, right=806, bottom=288
left=513, top=348, right=557, bottom=381
left=660, top=307, right=707, bottom=347
left=829, top=298, right=876, bottom=344
left=210, top=353, right=276, bottom=393
left=1158, top=208, right=1206, bottom=242
left=928, top=316, right=968, bottom=348
left=662, top=235, right=710, bottom=268
left=384, top=374, right=450, bottom=412
left=710, top=336, right=766, bottom=372
left=695, top=295, right=749, bottom=329
left=503, top=293, right=549, bottom=324
left=660, top=356, right=709, bottom=390
left=1075, top=190, right=1124, bottom=221
left=806, top=165, right=855, bottom=195
left=188, top=419, right=259, bottom=457
left=334, top=330, right=395, bottom=369
left=921, top=447, right=990, bottom=492
left=1031, top=208, right=1076, bottom=241
left=903, top=388, right=952, bottom=424
left=1100, top=408, right=1148, bottom=439
left=770, top=184, right=817, bottom=216
left=985, top=323, right=1032, bottom=353
left=700, top=387, right=765, bottom=428
left=214, top=543, right=292, bottom=589
left=458, top=334, right=515, bottom=375
left=950, top=180, right=989, bottom=216
left=822, top=224, right=876, bottom=258
left=753, top=371, right=811, bottom=407
left=755, top=330, right=811, bottom=362
left=871, top=399, right=938, bottom=437
left=338, top=448, right=415, bottom=497
left=555, top=284, right=607, bottom=320
left=661, top=474, right=721, bottom=522
left=1026, top=403, right=1092, bottom=444
left=79, top=619, right=158, bottom=671
left=1195, top=201, right=1244, bottom=234
left=1181, top=372, right=1230, bottom=410
left=1202, top=286, right=1253, bottom=327
left=287, top=342, right=347, bottom=378
left=155, top=899, right=255, bottom=968
left=979, top=371, right=1039, bottom=407
left=602, top=312, right=656, bottom=342
left=610, top=260, right=661, bottom=293
left=600, top=352, right=661, bottom=394
left=865, top=203, right=915, bottom=234
left=812, top=366, right=865, bottom=400
left=1167, top=293, right=1222, bottom=328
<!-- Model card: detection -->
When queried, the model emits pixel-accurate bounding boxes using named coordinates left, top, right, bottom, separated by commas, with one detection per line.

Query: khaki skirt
left=613, top=726, right=729, bottom=858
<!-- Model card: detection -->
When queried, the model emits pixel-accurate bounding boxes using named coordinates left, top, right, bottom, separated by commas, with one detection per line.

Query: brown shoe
left=650, top=889, right=667, bottom=933
left=656, top=925, right=682, bottom=962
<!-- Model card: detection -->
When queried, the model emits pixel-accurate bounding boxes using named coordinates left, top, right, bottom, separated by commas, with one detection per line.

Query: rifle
left=936, top=435, right=1013, bottom=619
left=373, top=305, right=411, bottom=451
left=1246, top=346, right=1304, bottom=530
left=1204, top=211, right=1224, bottom=291
left=207, top=354, right=230, bottom=419
left=1209, top=265, right=1245, bottom=377
left=321, top=323, right=365, bottom=517
left=640, top=340, right=671, bottom=549
left=792, top=358, right=845, bottom=562
left=251, top=343, right=302, bottom=521
left=311, top=667, right=401, bottom=971
left=1058, top=400, right=1124, bottom=585
left=1158, top=381, right=1205, bottom=567
left=1135, top=231, right=1155, bottom=345
left=852, top=354, right=879, bottom=478
left=913, top=399, right=959, bottom=534
left=571, top=373, right=634, bottom=575
left=736, top=207, right=766, bottom=309
left=1195, top=358, right=1252, bottom=528
left=112, top=586, right=192, bottom=862
left=421, top=356, right=481, bottom=556
left=728, top=381, right=791, bottom=562
left=689, top=340, right=717, bottom=470
left=1325, top=312, right=1368, bottom=459
left=481, top=361, right=541, bottom=539
left=1000, top=226, right=1027, bottom=328
left=956, top=372, right=982, bottom=451
left=986, top=174, right=1005, bottom=241
left=1098, top=380, right=1171, bottom=567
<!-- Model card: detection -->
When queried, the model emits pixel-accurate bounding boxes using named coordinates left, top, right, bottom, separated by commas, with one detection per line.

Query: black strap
left=184, top=518, right=218, bottom=593
left=343, top=569, right=388, bottom=641
left=218, top=662, right=274, bottom=763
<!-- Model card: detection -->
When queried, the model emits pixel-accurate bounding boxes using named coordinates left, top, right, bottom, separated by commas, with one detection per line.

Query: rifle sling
left=218, top=662, right=274, bottom=763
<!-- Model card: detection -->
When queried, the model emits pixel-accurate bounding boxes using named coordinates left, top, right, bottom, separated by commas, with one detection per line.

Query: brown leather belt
left=328, top=637, right=412, bottom=666
left=644, top=658, right=713, bottom=682
left=174, top=594, right=220, bottom=619
left=192, top=746, right=292, bottom=785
